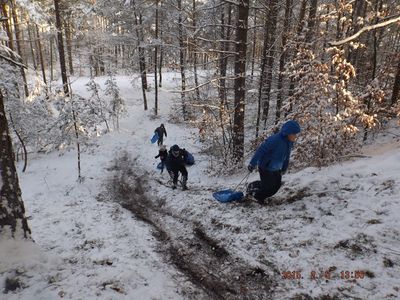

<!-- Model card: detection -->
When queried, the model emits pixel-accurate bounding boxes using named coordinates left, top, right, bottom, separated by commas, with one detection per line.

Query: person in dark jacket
left=247, top=120, right=301, bottom=203
left=154, top=124, right=167, bottom=146
left=166, top=144, right=188, bottom=190
left=155, top=145, right=168, bottom=173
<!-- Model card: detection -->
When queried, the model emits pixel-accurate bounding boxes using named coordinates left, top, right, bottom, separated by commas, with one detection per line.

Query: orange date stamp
left=281, top=270, right=366, bottom=280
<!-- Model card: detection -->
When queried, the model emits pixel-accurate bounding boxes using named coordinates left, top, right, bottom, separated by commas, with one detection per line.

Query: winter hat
left=160, top=145, right=167, bottom=151
left=171, top=144, right=180, bottom=152
left=280, top=120, right=301, bottom=136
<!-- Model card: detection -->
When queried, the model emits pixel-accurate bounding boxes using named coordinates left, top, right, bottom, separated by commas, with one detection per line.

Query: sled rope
left=233, top=172, right=251, bottom=192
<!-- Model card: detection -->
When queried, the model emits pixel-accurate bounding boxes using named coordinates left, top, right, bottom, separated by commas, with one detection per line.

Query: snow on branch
left=0, top=45, right=27, bottom=69
left=329, top=15, right=400, bottom=47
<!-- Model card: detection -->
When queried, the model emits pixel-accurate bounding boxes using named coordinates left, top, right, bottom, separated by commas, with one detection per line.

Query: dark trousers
left=157, top=136, right=164, bottom=146
left=253, top=169, right=282, bottom=201
left=169, top=166, right=188, bottom=184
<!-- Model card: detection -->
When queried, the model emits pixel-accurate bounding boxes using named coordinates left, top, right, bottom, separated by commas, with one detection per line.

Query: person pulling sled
left=154, top=123, right=167, bottom=146
left=246, top=120, right=301, bottom=204
left=155, top=145, right=168, bottom=173
left=166, top=144, right=188, bottom=190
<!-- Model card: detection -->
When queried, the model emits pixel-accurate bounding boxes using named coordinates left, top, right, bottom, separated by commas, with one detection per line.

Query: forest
left=1, top=0, right=400, bottom=299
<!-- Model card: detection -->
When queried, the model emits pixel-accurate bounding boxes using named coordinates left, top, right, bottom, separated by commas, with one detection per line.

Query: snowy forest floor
left=1, top=73, right=400, bottom=300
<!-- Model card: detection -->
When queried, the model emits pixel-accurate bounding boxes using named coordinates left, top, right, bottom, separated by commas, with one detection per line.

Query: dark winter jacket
left=166, top=149, right=186, bottom=171
left=155, top=126, right=167, bottom=138
left=155, top=149, right=168, bottom=161
left=249, top=120, right=301, bottom=172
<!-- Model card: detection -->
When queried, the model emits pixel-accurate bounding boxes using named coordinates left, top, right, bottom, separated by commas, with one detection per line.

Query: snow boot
left=181, top=175, right=188, bottom=190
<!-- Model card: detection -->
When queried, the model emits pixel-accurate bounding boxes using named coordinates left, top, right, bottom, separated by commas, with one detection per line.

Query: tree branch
left=328, top=15, right=400, bottom=47
left=0, top=53, right=27, bottom=69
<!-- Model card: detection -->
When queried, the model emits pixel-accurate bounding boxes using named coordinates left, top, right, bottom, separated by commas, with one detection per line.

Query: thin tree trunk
left=10, top=0, right=29, bottom=97
left=364, top=0, right=383, bottom=142
left=261, top=0, right=279, bottom=127
left=133, top=9, right=148, bottom=110
left=35, top=25, right=47, bottom=85
left=218, top=3, right=232, bottom=152
left=154, top=0, right=159, bottom=115
left=192, top=0, right=200, bottom=101
left=27, top=20, right=37, bottom=70
left=54, top=0, right=69, bottom=96
left=50, top=36, right=54, bottom=83
left=233, top=0, right=250, bottom=162
left=0, top=90, right=31, bottom=238
left=65, top=19, right=74, bottom=75
left=218, top=3, right=232, bottom=105
left=1, top=3, right=14, bottom=50
left=275, top=0, right=293, bottom=124
left=250, top=9, right=257, bottom=78
left=159, top=25, right=163, bottom=88
left=8, top=113, right=28, bottom=172
left=286, top=0, right=307, bottom=112
left=391, top=59, right=400, bottom=105
left=306, top=0, right=319, bottom=43
left=177, top=0, right=187, bottom=119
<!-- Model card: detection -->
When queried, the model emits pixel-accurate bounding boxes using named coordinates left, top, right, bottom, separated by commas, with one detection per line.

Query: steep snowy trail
left=13, top=74, right=400, bottom=299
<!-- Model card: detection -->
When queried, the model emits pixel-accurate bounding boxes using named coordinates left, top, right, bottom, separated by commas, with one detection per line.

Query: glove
left=247, top=164, right=255, bottom=173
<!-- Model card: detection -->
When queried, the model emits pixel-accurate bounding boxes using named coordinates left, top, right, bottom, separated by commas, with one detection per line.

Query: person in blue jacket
left=247, top=120, right=301, bottom=203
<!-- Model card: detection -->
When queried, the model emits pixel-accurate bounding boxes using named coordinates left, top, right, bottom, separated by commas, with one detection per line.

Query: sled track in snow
left=101, top=154, right=277, bottom=299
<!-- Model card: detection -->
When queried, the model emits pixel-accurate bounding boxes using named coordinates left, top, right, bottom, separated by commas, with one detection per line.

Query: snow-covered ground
left=2, top=73, right=399, bottom=299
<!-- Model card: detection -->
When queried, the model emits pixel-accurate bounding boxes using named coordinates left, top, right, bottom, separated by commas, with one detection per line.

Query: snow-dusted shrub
left=105, top=72, right=126, bottom=130
left=285, top=47, right=377, bottom=168
left=86, top=77, right=111, bottom=133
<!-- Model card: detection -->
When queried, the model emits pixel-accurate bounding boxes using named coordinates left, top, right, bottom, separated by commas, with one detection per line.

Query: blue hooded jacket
left=249, top=120, right=301, bottom=172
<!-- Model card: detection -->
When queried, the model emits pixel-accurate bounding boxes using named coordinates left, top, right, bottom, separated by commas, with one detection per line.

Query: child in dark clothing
left=155, top=145, right=168, bottom=173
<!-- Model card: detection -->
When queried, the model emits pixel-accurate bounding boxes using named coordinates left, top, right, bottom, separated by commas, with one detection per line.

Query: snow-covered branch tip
left=328, top=15, right=400, bottom=47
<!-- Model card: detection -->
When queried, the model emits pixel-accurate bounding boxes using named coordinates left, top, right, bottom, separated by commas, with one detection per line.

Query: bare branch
left=0, top=53, right=27, bottom=69
left=329, top=15, right=400, bottom=47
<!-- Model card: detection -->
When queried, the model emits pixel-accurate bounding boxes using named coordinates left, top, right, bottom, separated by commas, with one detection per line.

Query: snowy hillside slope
left=2, top=74, right=399, bottom=299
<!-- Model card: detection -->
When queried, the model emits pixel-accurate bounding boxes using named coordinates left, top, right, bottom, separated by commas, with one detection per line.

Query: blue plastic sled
left=185, top=152, right=195, bottom=165
left=151, top=132, right=159, bottom=144
left=213, top=189, right=244, bottom=203
left=156, top=162, right=163, bottom=170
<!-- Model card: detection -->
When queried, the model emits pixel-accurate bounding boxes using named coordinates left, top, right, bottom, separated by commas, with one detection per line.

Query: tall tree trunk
left=261, top=0, right=279, bottom=128
left=10, top=0, right=29, bottom=97
left=250, top=8, right=257, bottom=78
left=218, top=3, right=232, bottom=104
left=218, top=3, right=232, bottom=152
left=233, top=0, right=250, bottom=162
left=391, top=59, right=400, bottom=105
left=54, top=0, right=69, bottom=96
left=50, top=36, right=54, bottom=83
left=133, top=9, right=148, bottom=110
left=192, top=0, right=200, bottom=101
left=65, top=19, right=74, bottom=75
left=27, top=20, right=37, bottom=70
left=177, top=0, right=187, bottom=119
left=35, top=25, right=47, bottom=85
left=1, top=3, right=14, bottom=50
left=286, top=0, right=307, bottom=112
left=364, top=0, right=383, bottom=142
left=154, top=0, right=159, bottom=115
left=306, top=0, right=319, bottom=43
left=159, top=26, right=163, bottom=88
left=0, top=90, right=31, bottom=238
left=275, top=0, right=293, bottom=124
